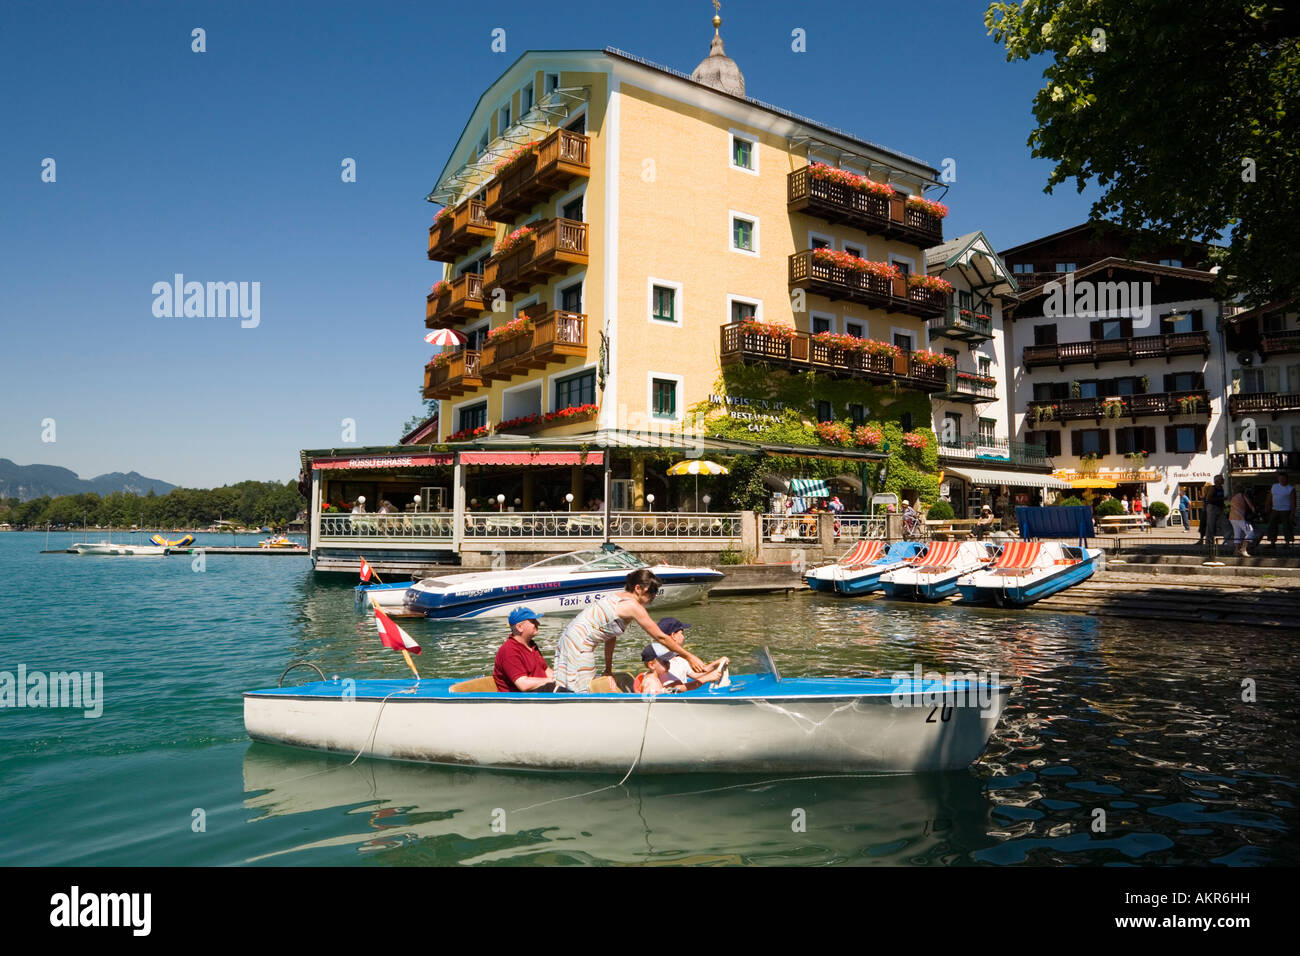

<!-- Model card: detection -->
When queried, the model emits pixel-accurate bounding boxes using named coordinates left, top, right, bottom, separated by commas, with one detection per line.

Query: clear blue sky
left=0, top=0, right=1095, bottom=488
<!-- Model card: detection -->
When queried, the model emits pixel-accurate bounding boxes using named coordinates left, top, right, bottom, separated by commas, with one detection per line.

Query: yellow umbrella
left=1071, top=478, right=1117, bottom=489
left=667, top=460, right=730, bottom=511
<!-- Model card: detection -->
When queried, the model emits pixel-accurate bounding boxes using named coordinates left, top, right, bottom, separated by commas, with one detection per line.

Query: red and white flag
left=374, top=604, right=421, bottom=655
left=359, top=558, right=373, bottom=582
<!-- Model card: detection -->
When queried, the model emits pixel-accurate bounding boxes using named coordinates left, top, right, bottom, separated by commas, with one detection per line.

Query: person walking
left=1200, top=476, right=1226, bottom=547
left=1262, top=471, right=1297, bottom=548
left=1178, top=490, right=1191, bottom=532
left=1228, top=486, right=1256, bottom=557
left=1121, top=495, right=1131, bottom=514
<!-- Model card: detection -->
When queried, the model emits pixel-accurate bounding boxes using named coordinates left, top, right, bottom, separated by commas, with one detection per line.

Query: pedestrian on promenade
left=1229, top=486, right=1256, bottom=557
left=1178, top=490, right=1191, bottom=532
left=1200, top=476, right=1226, bottom=547
left=1121, top=495, right=1130, bottom=514
left=1262, top=471, right=1297, bottom=548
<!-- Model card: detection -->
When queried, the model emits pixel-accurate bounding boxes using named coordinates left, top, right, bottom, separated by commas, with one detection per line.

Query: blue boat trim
left=406, top=570, right=722, bottom=618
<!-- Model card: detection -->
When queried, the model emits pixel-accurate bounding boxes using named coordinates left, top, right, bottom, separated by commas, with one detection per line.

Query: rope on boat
left=348, top=686, right=419, bottom=767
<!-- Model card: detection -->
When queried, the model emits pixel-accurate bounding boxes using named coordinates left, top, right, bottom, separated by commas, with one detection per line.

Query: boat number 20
left=925, top=704, right=954, bottom=723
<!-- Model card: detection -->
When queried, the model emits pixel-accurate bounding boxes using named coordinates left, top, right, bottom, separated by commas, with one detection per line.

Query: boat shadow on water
left=241, top=743, right=996, bottom=866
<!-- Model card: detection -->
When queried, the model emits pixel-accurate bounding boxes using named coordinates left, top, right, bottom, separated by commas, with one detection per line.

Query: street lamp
left=413, top=495, right=421, bottom=513
left=702, top=494, right=711, bottom=513
left=646, top=493, right=655, bottom=513
left=565, top=493, right=574, bottom=512
left=496, top=493, right=506, bottom=512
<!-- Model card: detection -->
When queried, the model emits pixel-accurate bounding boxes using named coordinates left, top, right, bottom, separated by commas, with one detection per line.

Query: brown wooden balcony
left=939, top=371, right=998, bottom=404
left=427, top=198, right=498, bottom=262
left=719, top=323, right=948, bottom=392
left=787, top=167, right=943, bottom=245
left=1026, top=389, right=1211, bottom=424
left=484, top=218, right=588, bottom=298
left=788, top=251, right=949, bottom=319
left=480, top=310, right=587, bottom=382
left=423, top=349, right=484, bottom=400
left=426, top=272, right=486, bottom=328
left=1229, top=450, right=1300, bottom=473
left=928, top=305, right=993, bottom=343
left=1259, top=329, right=1300, bottom=358
left=1023, top=331, right=1210, bottom=369
left=484, top=129, right=590, bottom=220
left=1227, top=392, right=1300, bottom=419
left=1008, top=270, right=1068, bottom=292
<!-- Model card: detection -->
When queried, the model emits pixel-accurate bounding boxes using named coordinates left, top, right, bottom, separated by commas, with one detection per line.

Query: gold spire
left=692, top=0, right=744, bottom=95
left=713, top=0, right=721, bottom=30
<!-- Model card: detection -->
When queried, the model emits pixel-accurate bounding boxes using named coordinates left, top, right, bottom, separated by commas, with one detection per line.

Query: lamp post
left=702, top=494, right=711, bottom=513
left=413, top=495, right=421, bottom=513
left=646, top=493, right=655, bottom=513
left=496, top=494, right=505, bottom=513
left=565, top=493, right=574, bottom=512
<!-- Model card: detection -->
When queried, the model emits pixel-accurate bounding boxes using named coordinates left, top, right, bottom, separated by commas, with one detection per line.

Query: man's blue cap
left=657, top=617, right=691, bottom=635
left=509, top=606, right=543, bottom=628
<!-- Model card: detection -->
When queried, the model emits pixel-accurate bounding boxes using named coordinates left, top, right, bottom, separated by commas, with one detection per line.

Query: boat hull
left=355, top=582, right=413, bottom=610
left=835, top=560, right=913, bottom=596
left=957, top=554, right=1098, bottom=607
left=880, top=569, right=963, bottom=602
left=244, top=675, right=1007, bottom=775
left=69, top=543, right=167, bottom=556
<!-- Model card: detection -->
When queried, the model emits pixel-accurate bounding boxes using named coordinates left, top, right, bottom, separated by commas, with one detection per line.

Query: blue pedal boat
left=833, top=541, right=927, bottom=596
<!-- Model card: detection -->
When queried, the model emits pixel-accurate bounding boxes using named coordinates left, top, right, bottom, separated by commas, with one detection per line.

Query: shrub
left=1095, top=498, right=1125, bottom=518
left=1148, top=501, right=1170, bottom=518
left=927, top=500, right=955, bottom=520
left=1055, top=496, right=1086, bottom=508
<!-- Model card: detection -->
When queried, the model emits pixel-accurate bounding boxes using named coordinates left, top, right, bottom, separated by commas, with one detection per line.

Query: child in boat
left=634, top=640, right=730, bottom=695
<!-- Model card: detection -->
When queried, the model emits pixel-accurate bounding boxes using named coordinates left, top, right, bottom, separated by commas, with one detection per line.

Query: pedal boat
left=956, top=541, right=1102, bottom=607
left=880, top=540, right=999, bottom=602
left=403, top=545, right=723, bottom=620
left=832, top=541, right=927, bottom=596
left=243, top=671, right=1009, bottom=774
left=805, top=540, right=885, bottom=592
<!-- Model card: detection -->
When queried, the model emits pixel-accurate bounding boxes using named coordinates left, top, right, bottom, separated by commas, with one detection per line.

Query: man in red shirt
left=493, top=606, right=561, bottom=692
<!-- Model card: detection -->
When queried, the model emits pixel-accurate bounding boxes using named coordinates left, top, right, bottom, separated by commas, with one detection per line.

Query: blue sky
left=0, top=0, right=1095, bottom=488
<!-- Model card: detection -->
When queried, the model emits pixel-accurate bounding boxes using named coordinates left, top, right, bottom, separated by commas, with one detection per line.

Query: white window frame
left=729, top=129, right=759, bottom=176
left=555, top=183, right=586, bottom=222
left=647, top=277, right=683, bottom=328
left=451, top=397, right=490, bottom=433
left=890, top=325, right=916, bottom=352
left=841, top=241, right=865, bottom=259
left=563, top=106, right=588, bottom=134
left=729, top=210, right=759, bottom=257
left=520, top=81, right=535, bottom=115
left=726, top=294, right=762, bottom=325
left=547, top=362, right=598, bottom=413
left=545, top=72, right=561, bottom=95
left=810, top=310, right=836, bottom=335
left=499, top=102, right=512, bottom=133
left=463, top=319, right=490, bottom=351
left=889, top=253, right=916, bottom=275
left=807, top=229, right=833, bottom=251
left=477, top=127, right=490, bottom=157
left=843, top=318, right=866, bottom=339
left=648, top=372, right=685, bottom=423
left=514, top=293, right=540, bottom=317
left=500, top=378, right=544, bottom=421
left=555, top=270, right=586, bottom=312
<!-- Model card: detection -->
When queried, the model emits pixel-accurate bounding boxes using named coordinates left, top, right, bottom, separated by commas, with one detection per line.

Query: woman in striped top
left=552, top=569, right=707, bottom=692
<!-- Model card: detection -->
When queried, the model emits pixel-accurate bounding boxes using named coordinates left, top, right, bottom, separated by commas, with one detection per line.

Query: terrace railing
left=320, top=514, right=456, bottom=543
left=938, top=436, right=1050, bottom=467
left=760, top=513, right=886, bottom=543
left=1023, top=332, right=1210, bottom=368
left=1227, top=392, right=1300, bottom=418
left=460, top=512, right=742, bottom=540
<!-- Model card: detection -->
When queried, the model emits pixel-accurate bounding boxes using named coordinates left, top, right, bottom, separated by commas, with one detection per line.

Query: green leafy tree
left=985, top=0, right=1300, bottom=303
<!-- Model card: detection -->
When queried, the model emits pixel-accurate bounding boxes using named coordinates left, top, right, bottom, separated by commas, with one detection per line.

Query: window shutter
left=1163, top=373, right=1176, bottom=392
left=1195, top=427, right=1207, bottom=453
left=1048, top=431, right=1061, bottom=456
left=1121, top=317, right=1134, bottom=337
left=1071, top=430, right=1083, bottom=455
left=1089, top=320, right=1102, bottom=339
left=1099, top=430, right=1111, bottom=455
left=1288, top=365, right=1300, bottom=393
left=1145, top=427, right=1157, bottom=452
left=1191, top=310, right=1204, bottom=332
left=1164, top=426, right=1176, bottom=452
left=1265, top=366, right=1281, bottom=392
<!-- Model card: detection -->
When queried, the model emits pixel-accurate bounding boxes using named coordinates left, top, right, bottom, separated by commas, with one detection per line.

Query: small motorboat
left=69, top=541, right=167, bottom=555
left=260, top=535, right=299, bottom=549
left=403, top=544, right=723, bottom=620
left=880, top=540, right=1000, bottom=602
left=805, top=540, right=885, bottom=592
left=833, top=541, right=927, bottom=596
left=956, top=540, right=1102, bottom=607
left=244, top=669, right=1009, bottom=774
left=355, top=581, right=416, bottom=612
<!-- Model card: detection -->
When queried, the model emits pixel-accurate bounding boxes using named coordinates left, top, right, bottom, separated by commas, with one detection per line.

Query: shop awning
left=314, top=453, right=454, bottom=470
left=789, top=478, right=831, bottom=497
left=945, top=466, right=1073, bottom=490
left=459, top=451, right=604, bottom=466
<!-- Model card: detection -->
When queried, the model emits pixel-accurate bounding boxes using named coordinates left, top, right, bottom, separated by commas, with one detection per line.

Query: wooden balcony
left=484, top=218, right=588, bottom=298
left=484, top=129, right=590, bottom=220
left=1026, top=389, right=1211, bottom=424
left=1227, top=392, right=1300, bottom=419
left=1229, top=450, right=1300, bottom=473
left=937, top=436, right=1050, bottom=469
left=426, top=272, right=486, bottom=328
left=1259, top=329, right=1300, bottom=358
left=788, top=251, right=949, bottom=319
left=427, top=198, right=498, bottom=263
left=1023, top=331, right=1210, bottom=369
left=719, top=323, right=948, bottom=393
left=480, top=310, right=587, bottom=382
left=939, top=371, right=998, bottom=404
left=423, top=349, right=484, bottom=400
left=787, top=167, right=943, bottom=245
left=927, top=305, right=993, bottom=343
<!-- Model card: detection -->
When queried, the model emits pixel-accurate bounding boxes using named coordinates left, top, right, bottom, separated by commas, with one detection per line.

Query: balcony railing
left=720, top=323, right=949, bottom=392
left=1229, top=450, right=1300, bottom=473
left=484, top=128, right=590, bottom=220
left=760, top=514, right=887, bottom=543
left=789, top=251, right=949, bottom=318
left=1026, top=389, right=1211, bottom=423
left=321, top=513, right=456, bottom=543
left=1227, top=392, right=1300, bottom=418
left=940, top=370, right=998, bottom=404
left=1009, top=270, right=1068, bottom=291
left=427, top=198, right=498, bottom=262
left=786, top=167, right=943, bottom=245
left=938, top=436, right=1050, bottom=468
left=1259, top=330, right=1300, bottom=358
left=1023, top=331, right=1211, bottom=368
left=481, top=310, right=587, bottom=381
left=928, top=305, right=993, bottom=342
left=319, top=512, right=741, bottom=543
left=426, top=272, right=485, bottom=327
left=484, top=218, right=588, bottom=298
left=423, top=349, right=484, bottom=400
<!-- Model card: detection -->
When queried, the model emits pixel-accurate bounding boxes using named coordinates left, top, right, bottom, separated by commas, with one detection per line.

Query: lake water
left=0, top=531, right=1295, bottom=866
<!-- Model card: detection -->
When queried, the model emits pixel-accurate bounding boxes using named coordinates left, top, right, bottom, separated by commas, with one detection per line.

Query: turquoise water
left=0, top=531, right=1295, bottom=866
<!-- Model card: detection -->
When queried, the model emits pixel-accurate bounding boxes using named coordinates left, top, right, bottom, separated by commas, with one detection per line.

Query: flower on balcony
left=430, top=350, right=457, bottom=370
left=809, top=248, right=900, bottom=278
left=1079, top=452, right=1101, bottom=469
left=975, top=313, right=991, bottom=321
left=1032, top=404, right=1055, bottom=423
left=492, top=139, right=540, bottom=177
left=1102, top=398, right=1127, bottom=419
left=959, top=308, right=974, bottom=318
left=907, top=274, right=955, bottom=295
left=853, top=424, right=884, bottom=448
left=447, top=425, right=491, bottom=442
left=905, top=195, right=950, bottom=219
left=1125, top=450, right=1148, bottom=465
left=739, top=318, right=797, bottom=341
left=814, top=421, right=853, bottom=446
left=544, top=403, right=599, bottom=422
left=910, top=348, right=956, bottom=369
left=1178, top=395, right=1203, bottom=414
left=486, top=315, right=535, bottom=344
left=430, top=280, right=453, bottom=298
left=496, top=413, right=541, bottom=432
left=432, top=205, right=453, bottom=227
left=812, top=330, right=870, bottom=352
left=808, top=162, right=894, bottom=198
left=493, top=225, right=536, bottom=257
left=956, top=371, right=997, bottom=387
left=861, top=339, right=902, bottom=358
left=902, top=431, right=929, bottom=450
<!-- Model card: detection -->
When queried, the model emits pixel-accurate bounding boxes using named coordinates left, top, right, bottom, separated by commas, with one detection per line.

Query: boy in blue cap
left=493, top=606, right=565, bottom=692
left=636, top=617, right=730, bottom=694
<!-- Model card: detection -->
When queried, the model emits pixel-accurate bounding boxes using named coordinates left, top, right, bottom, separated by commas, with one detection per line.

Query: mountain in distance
left=0, top=459, right=177, bottom=501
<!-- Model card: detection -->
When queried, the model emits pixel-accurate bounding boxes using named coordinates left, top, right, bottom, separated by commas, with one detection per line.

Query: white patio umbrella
left=667, top=459, right=730, bottom=511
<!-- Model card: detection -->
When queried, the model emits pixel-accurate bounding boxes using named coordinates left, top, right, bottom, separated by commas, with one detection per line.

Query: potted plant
left=1071, top=380, right=1082, bottom=399
left=1148, top=501, right=1170, bottom=527
left=1102, top=398, right=1126, bottom=419
left=1178, top=395, right=1203, bottom=414
left=904, top=196, right=950, bottom=219
left=1139, top=375, right=1150, bottom=393
left=1079, top=452, right=1100, bottom=472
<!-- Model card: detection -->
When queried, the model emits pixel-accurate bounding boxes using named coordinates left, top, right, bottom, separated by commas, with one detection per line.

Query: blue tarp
left=1016, top=506, right=1095, bottom=541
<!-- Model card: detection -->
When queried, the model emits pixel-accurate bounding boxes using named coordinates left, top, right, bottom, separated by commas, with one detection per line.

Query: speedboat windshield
left=524, top=548, right=649, bottom=572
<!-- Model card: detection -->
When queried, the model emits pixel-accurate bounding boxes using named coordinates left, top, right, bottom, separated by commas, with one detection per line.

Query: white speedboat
left=69, top=541, right=167, bottom=555
left=244, top=670, right=1009, bottom=774
left=402, top=544, right=723, bottom=620
left=956, top=541, right=1102, bottom=607
left=880, top=540, right=999, bottom=601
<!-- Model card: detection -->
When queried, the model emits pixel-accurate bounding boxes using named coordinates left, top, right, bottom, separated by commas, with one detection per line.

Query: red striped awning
left=459, top=451, right=604, bottom=466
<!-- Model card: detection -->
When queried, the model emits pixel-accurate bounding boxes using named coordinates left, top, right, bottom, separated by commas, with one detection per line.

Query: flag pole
left=361, top=555, right=385, bottom=585
left=400, top=648, right=421, bottom=682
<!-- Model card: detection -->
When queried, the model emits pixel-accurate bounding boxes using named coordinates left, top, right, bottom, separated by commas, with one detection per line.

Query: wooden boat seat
left=587, top=672, right=636, bottom=694
left=450, top=676, right=499, bottom=693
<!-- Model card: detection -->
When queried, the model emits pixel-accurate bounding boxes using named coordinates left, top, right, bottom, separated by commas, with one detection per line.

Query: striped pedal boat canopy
left=989, top=541, right=1042, bottom=572
left=840, top=540, right=885, bottom=568
left=912, top=540, right=961, bottom=573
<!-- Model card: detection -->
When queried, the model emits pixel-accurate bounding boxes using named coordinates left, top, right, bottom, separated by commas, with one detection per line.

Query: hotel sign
left=314, top=454, right=454, bottom=470
left=708, top=393, right=790, bottom=431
